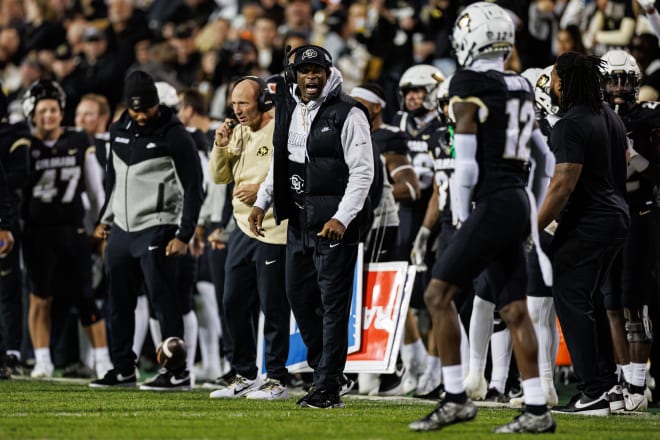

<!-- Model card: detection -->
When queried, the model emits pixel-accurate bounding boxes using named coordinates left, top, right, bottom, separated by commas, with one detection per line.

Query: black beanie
left=124, top=70, right=158, bottom=111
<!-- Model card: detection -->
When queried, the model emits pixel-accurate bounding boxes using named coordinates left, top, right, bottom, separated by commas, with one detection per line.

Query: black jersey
left=621, top=101, right=660, bottom=212
left=0, top=122, right=31, bottom=227
left=390, top=111, right=447, bottom=192
left=550, top=103, right=629, bottom=242
left=431, top=123, right=455, bottom=224
left=24, top=129, right=95, bottom=227
left=450, top=69, right=534, bottom=201
left=92, top=132, right=110, bottom=171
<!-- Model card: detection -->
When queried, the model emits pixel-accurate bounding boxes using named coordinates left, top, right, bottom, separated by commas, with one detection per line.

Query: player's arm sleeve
left=83, top=146, right=106, bottom=221
left=170, top=130, right=204, bottom=243
left=333, top=106, right=374, bottom=228
left=450, top=133, right=479, bottom=223
left=529, top=128, right=556, bottom=209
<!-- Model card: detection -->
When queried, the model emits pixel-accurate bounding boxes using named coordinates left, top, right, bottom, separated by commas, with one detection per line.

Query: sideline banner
left=258, top=253, right=413, bottom=375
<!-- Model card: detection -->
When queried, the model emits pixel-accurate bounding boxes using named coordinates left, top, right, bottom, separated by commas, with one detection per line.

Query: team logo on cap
left=301, top=49, right=318, bottom=61
left=131, top=97, right=141, bottom=108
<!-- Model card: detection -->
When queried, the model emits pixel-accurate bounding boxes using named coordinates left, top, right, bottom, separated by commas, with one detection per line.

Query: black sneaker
left=3, top=354, right=25, bottom=376
left=552, top=392, right=610, bottom=416
left=203, top=370, right=236, bottom=389
left=409, top=398, right=478, bottom=431
left=484, top=388, right=509, bottom=403
left=493, top=410, right=556, bottom=433
left=89, top=369, right=137, bottom=388
left=297, top=385, right=316, bottom=406
left=298, top=388, right=345, bottom=409
left=140, top=368, right=191, bottom=391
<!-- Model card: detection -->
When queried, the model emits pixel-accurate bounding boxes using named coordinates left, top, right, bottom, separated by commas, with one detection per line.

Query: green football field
left=1, top=379, right=659, bottom=439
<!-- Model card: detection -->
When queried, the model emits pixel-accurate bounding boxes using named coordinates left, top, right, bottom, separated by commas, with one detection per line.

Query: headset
left=283, top=44, right=333, bottom=85
left=232, top=75, right=273, bottom=112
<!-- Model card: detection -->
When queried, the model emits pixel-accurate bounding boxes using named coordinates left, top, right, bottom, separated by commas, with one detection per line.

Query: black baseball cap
left=293, top=45, right=332, bottom=70
left=124, top=70, right=159, bottom=111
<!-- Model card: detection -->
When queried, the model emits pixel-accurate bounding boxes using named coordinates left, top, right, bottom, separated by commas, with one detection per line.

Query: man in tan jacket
left=208, top=76, right=290, bottom=400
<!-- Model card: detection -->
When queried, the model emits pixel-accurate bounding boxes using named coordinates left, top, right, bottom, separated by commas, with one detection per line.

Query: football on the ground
left=156, top=337, right=187, bottom=371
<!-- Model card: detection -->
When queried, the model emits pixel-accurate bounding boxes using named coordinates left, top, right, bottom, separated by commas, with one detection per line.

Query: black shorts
left=602, top=211, right=655, bottom=310
left=23, top=225, right=93, bottom=302
left=432, top=188, right=530, bottom=309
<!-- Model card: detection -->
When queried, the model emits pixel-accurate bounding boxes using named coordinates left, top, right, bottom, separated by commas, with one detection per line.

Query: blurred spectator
left=280, top=0, right=314, bottom=38
left=233, top=2, right=265, bottom=41
left=51, top=43, right=87, bottom=125
left=258, top=0, right=285, bottom=26
left=149, top=0, right=218, bottom=37
left=528, top=0, right=584, bottom=63
left=23, top=0, right=67, bottom=56
left=419, top=0, right=457, bottom=74
left=169, top=21, right=201, bottom=87
left=630, top=32, right=660, bottom=101
left=0, top=0, right=25, bottom=28
left=253, top=15, right=285, bottom=75
left=556, top=24, right=587, bottom=56
left=80, top=26, right=120, bottom=110
left=195, top=17, right=232, bottom=53
left=585, top=0, right=636, bottom=56
left=75, top=93, right=111, bottom=168
left=141, top=41, right=185, bottom=90
left=6, top=55, right=46, bottom=123
left=0, top=26, right=22, bottom=94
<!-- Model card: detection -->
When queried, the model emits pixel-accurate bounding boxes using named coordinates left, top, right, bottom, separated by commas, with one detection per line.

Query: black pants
left=0, top=221, right=21, bottom=354
left=104, top=225, right=183, bottom=373
left=205, top=222, right=233, bottom=363
left=223, top=229, right=289, bottom=382
left=552, top=234, right=621, bottom=397
left=286, top=223, right=358, bottom=392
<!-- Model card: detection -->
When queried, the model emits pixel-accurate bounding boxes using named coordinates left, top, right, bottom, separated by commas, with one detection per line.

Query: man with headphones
left=250, top=45, right=374, bottom=408
left=208, top=76, right=290, bottom=400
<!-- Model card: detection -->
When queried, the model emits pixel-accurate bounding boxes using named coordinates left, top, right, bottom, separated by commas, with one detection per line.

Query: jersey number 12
left=503, top=99, right=534, bottom=161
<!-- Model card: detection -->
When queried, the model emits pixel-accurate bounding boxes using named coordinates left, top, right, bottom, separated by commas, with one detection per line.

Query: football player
left=601, top=49, right=660, bottom=412
left=21, top=80, right=111, bottom=379
left=409, top=3, right=555, bottom=433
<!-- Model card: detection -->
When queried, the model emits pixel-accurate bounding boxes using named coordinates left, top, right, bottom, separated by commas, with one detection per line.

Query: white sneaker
left=209, top=374, right=258, bottom=398
left=415, top=365, right=442, bottom=397
left=95, top=360, right=114, bottom=379
left=624, top=388, right=649, bottom=412
left=463, top=372, right=487, bottom=400
left=399, top=367, right=418, bottom=395
left=358, top=373, right=380, bottom=395
left=543, top=383, right=559, bottom=407
left=245, top=378, right=288, bottom=400
left=31, top=362, right=54, bottom=379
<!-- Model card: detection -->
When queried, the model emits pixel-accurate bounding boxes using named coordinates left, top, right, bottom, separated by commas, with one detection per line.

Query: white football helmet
left=436, top=74, right=452, bottom=120
left=452, top=2, right=515, bottom=68
left=601, top=49, right=641, bottom=106
left=521, top=65, right=557, bottom=118
left=156, top=81, right=180, bottom=109
left=398, top=64, right=444, bottom=111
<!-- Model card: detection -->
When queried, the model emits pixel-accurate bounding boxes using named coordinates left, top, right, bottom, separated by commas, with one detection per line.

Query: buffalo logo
left=301, top=49, right=317, bottom=61
left=290, top=174, right=304, bottom=194
left=457, top=14, right=470, bottom=30
left=131, top=97, right=141, bottom=108
left=257, top=146, right=269, bottom=156
left=537, top=74, right=549, bottom=89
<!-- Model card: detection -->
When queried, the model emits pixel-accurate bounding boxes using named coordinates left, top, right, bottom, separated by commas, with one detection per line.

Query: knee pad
left=78, top=296, right=102, bottom=326
left=624, top=306, right=653, bottom=344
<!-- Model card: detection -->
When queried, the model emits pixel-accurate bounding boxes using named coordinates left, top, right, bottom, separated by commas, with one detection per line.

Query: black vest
left=272, top=79, right=372, bottom=243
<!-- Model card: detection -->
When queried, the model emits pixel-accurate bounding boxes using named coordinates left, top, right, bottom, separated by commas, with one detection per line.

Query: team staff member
left=90, top=71, right=204, bottom=390
left=540, top=52, right=630, bottom=415
left=250, top=45, right=374, bottom=409
left=208, top=76, right=290, bottom=400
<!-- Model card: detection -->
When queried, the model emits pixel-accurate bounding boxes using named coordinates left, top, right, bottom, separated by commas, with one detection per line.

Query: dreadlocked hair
left=555, top=51, right=604, bottom=114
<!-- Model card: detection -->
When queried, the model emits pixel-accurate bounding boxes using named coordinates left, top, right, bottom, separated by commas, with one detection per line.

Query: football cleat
left=493, top=411, right=556, bottom=433
left=409, top=398, right=477, bottom=431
